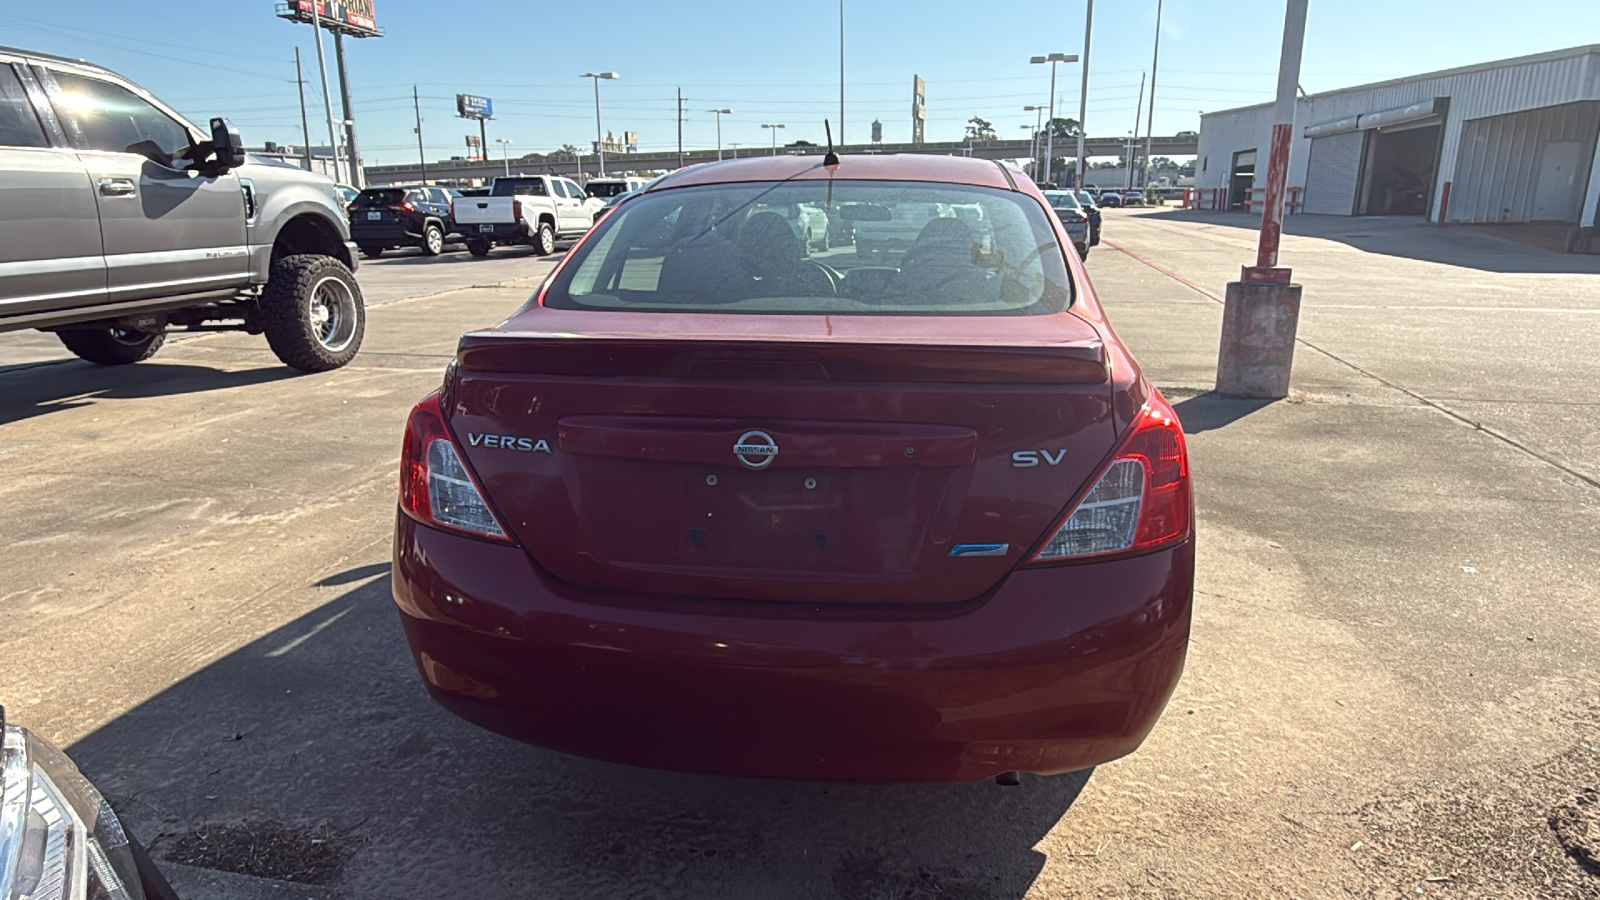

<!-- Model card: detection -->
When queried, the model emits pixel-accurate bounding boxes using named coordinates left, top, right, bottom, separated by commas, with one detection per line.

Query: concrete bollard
left=1215, top=280, right=1303, bottom=399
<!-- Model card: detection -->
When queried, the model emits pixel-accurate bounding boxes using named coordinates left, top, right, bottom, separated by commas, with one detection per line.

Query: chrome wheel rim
left=427, top=228, right=443, bottom=254
left=307, top=275, right=357, bottom=352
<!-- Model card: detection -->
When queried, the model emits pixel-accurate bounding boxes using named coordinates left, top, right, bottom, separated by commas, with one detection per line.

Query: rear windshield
left=491, top=178, right=546, bottom=197
left=585, top=181, right=630, bottom=198
left=353, top=188, right=405, bottom=206
left=545, top=180, right=1072, bottom=316
left=1042, top=191, right=1081, bottom=210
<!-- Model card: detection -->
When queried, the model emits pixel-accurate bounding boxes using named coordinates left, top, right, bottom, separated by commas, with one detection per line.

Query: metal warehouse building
left=1194, top=45, right=1600, bottom=227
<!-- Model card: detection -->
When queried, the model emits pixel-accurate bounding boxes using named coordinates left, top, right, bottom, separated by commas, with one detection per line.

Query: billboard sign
left=911, top=76, right=926, bottom=146
left=624, top=131, right=638, bottom=153
left=288, top=1, right=379, bottom=36
left=456, top=94, right=493, bottom=119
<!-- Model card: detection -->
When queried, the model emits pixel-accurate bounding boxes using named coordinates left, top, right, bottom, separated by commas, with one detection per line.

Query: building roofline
left=1201, top=43, right=1600, bottom=119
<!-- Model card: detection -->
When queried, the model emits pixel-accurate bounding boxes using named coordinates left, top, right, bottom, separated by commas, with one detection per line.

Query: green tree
left=555, top=143, right=581, bottom=160
left=965, top=116, right=997, bottom=141
left=1047, top=117, right=1081, bottom=140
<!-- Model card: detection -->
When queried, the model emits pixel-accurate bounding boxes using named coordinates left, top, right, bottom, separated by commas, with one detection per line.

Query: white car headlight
left=0, top=720, right=145, bottom=900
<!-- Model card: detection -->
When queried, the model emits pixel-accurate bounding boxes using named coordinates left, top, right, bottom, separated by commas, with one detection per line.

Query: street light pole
left=1029, top=52, right=1078, bottom=187
left=1077, top=0, right=1094, bottom=190
left=1024, top=105, right=1044, bottom=182
left=762, top=123, right=785, bottom=156
left=496, top=138, right=512, bottom=177
left=581, top=71, right=619, bottom=177
left=708, top=109, right=733, bottom=160
left=1143, top=0, right=1164, bottom=190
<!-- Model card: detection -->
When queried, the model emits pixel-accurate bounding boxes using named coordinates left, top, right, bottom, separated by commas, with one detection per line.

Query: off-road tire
left=361, top=244, right=384, bottom=259
left=420, top=223, right=444, bottom=256
left=532, top=222, right=556, bottom=256
left=260, top=254, right=365, bottom=372
left=57, top=328, right=165, bottom=365
left=467, top=238, right=492, bottom=258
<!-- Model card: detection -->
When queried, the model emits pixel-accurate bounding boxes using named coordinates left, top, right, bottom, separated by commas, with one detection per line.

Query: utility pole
left=307, top=13, right=342, bottom=183
left=1076, top=0, right=1093, bottom=190
left=332, top=31, right=362, bottom=187
left=677, top=86, right=684, bottom=169
left=1142, top=0, right=1163, bottom=190
left=1128, top=72, right=1145, bottom=191
left=412, top=85, right=427, bottom=182
left=1215, top=0, right=1309, bottom=400
left=839, top=0, right=845, bottom=146
left=294, top=48, right=312, bottom=173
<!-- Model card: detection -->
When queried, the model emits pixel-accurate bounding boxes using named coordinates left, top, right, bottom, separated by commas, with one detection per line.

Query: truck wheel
left=420, top=223, right=444, bottom=256
left=532, top=222, right=556, bottom=256
left=260, top=254, right=365, bottom=372
left=467, top=238, right=492, bottom=258
left=57, top=328, right=165, bottom=365
left=361, top=244, right=384, bottom=259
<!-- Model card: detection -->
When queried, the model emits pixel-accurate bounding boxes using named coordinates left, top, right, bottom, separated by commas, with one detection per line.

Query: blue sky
left=5, top=1, right=1598, bottom=165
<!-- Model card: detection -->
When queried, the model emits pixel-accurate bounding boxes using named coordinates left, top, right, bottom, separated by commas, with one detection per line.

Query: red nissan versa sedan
left=391, top=154, right=1193, bottom=784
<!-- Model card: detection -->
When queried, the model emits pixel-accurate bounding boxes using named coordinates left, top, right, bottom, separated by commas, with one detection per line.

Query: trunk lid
left=445, top=310, right=1114, bottom=606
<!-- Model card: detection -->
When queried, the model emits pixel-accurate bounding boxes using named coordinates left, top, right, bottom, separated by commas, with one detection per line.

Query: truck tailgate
left=452, top=197, right=517, bottom=225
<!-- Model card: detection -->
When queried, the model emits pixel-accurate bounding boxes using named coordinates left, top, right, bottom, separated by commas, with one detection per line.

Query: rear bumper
left=349, top=221, right=423, bottom=245
left=457, top=221, right=529, bottom=243
left=391, top=513, right=1193, bottom=783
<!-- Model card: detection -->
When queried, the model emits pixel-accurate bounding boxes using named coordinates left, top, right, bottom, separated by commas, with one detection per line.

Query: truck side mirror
left=210, top=117, right=245, bottom=173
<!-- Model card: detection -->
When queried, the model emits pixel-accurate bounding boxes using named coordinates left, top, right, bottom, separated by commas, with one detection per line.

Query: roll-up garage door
left=1302, top=130, right=1365, bottom=215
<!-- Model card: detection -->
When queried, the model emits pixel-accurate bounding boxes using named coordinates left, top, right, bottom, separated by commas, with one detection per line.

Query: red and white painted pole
left=1215, top=0, right=1309, bottom=399
left=1248, top=0, right=1308, bottom=281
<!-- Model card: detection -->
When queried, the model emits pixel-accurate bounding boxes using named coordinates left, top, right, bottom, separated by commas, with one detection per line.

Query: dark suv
left=349, top=185, right=460, bottom=258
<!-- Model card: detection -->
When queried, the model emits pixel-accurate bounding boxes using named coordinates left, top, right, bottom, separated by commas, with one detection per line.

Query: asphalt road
left=1, top=216, right=1596, bottom=898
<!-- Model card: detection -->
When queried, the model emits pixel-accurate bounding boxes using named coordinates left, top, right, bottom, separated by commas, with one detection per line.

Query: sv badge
left=1012, top=449, right=1068, bottom=468
left=469, top=433, right=551, bottom=453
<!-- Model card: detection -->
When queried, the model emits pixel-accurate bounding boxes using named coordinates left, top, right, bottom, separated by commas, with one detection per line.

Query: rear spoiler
left=455, top=334, right=1107, bottom=385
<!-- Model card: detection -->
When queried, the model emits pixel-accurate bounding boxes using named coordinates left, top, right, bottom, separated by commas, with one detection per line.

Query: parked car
left=391, top=153, right=1193, bottom=784
left=348, top=184, right=461, bottom=258
left=0, top=46, right=365, bottom=371
left=754, top=201, right=831, bottom=251
left=1043, top=190, right=1091, bottom=257
left=2, top=707, right=180, bottom=899
left=1123, top=189, right=1146, bottom=207
left=335, top=183, right=359, bottom=210
left=1099, top=190, right=1123, bottom=208
left=450, top=175, right=603, bottom=257
left=583, top=176, right=649, bottom=199
left=1076, top=189, right=1102, bottom=245
left=852, top=200, right=951, bottom=260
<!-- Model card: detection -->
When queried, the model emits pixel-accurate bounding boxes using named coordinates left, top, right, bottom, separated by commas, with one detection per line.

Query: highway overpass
left=362, top=135, right=1199, bottom=185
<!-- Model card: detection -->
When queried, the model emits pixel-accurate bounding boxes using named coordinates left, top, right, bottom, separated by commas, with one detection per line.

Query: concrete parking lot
left=2, top=214, right=1597, bottom=898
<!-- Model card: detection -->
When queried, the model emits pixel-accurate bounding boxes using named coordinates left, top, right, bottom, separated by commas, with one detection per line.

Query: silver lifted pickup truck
left=0, top=46, right=364, bottom=371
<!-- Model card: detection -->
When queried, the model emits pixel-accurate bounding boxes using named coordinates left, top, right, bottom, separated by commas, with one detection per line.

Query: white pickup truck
left=450, top=175, right=604, bottom=257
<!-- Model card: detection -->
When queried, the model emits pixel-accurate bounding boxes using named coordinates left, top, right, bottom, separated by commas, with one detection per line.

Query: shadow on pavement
left=1139, top=209, right=1600, bottom=275
left=365, top=243, right=571, bottom=267
left=1171, top=392, right=1274, bottom=434
left=67, top=570, right=1090, bottom=899
left=0, top=363, right=299, bottom=427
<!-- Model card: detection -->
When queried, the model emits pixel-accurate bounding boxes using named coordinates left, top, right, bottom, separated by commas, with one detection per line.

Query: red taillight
left=512, top=199, right=522, bottom=221
left=1028, top=389, right=1191, bottom=563
left=390, top=201, right=413, bottom=212
left=400, top=393, right=512, bottom=542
